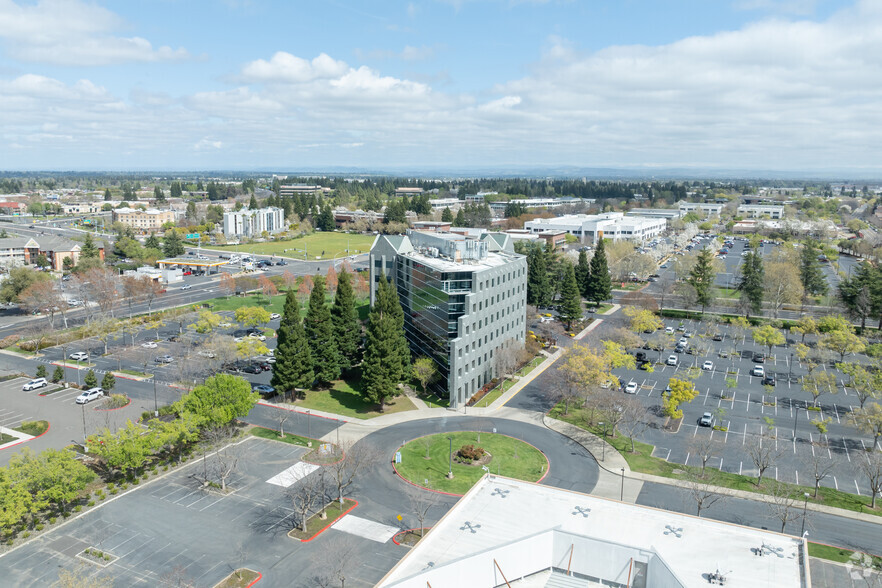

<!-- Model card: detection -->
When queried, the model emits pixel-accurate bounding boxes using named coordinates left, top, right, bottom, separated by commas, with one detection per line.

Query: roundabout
left=393, top=431, right=549, bottom=495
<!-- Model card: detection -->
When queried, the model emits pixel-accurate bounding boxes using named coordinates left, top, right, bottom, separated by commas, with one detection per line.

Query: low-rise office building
left=63, top=202, right=104, bottom=214
left=279, top=184, right=330, bottom=197
left=370, top=230, right=527, bottom=408
left=738, top=204, right=785, bottom=219
left=624, top=208, right=683, bottom=220
left=222, top=207, right=286, bottom=238
left=0, top=201, right=27, bottom=215
left=523, top=212, right=665, bottom=244
left=678, top=202, right=723, bottom=216
left=112, top=208, right=176, bottom=231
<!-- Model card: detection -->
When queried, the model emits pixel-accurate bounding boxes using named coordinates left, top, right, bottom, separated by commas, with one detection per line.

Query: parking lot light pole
left=620, top=468, right=625, bottom=501
left=599, top=422, right=606, bottom=461
left=789, top=352, right=794, bottom=380
left=448, top=436, right=454, bottom=479
left=306, top=410, right=310, bottom=439
left=153, top=378, right=159, bottom=417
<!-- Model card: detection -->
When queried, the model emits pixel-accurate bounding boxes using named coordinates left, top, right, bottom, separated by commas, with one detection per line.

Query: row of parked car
left=22, top=378, right=105, bottom=404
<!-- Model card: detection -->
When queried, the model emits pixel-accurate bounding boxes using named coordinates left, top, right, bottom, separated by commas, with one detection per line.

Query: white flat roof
left=401, top=249, right=518, bottom=272
left=379, top=476, right=806, bottom=588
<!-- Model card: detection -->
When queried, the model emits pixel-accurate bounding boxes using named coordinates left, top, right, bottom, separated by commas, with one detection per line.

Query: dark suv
left=761, top=375, right=776, bottom=386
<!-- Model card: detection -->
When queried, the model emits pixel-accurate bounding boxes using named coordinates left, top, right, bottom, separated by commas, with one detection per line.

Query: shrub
left=74, top=505, right=82, bottom=512
left=87, top=500, right=95, bottom=507
left=35, top=524, right=44, bottom=531
left=457, top=444, right=485, bottom=462
left=35, top=365, right=47, bottom=379
left=0, top=334, right=20, bottom=349
left=103, top=394, right=129, bottom=409
left=22, top=532, right=30, bottom=538
left=109, top=488, right=118, bottom=495
left=48, top=517, right=56, bottom=524
left=51, top=365, right=64, bottom=383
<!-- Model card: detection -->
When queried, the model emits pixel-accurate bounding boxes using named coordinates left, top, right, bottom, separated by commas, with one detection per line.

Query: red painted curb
left=0, top=421, right=51, bottom=452
left=245, top=572, right=262, bottom=587
left=298, top=499, right=358, bottom=543
left=250, top=426, right=344, bottom=464
left=257, top=401, right=348, bottom=422
left=391, top=431, right=550, bottom=496
left=94, top=397, right=132, bottom=411
left=392, top=528, right=431, bottom=546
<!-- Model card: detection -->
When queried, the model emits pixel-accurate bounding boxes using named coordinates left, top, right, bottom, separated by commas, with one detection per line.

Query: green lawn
left=396, top=431, right=547, bottom=494
left=716, top=287, right=740, bottom=299
left=214, top=232, right=376, bottom=260
left=295, top=377, right=416, bottom=419
left=117, top=369, right=153, bottom=378
left=0, top=432, right=15, bottom=443
left=473, top=355, right=544, bottom=408
left=420, top=394, right=450, bottom=409
left=612, top=282, right=645, bottom=291
left=215, top=568, right=261, bottom=588
left=549, top=402, right=882, bottom=517
left=250, top=426, right=314, bottom=446
left=808, top=543, right=855, bottom=563
left=15, top=420, right=49, bottom=437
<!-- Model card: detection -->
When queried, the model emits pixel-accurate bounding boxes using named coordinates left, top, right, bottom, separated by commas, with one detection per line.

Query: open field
left=215, top=232, right=376, bottom=260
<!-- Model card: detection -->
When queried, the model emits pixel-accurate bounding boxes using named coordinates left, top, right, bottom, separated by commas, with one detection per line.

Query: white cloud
left=241, top=52, right=349, bottom=83
left=0, top=0, right=190, bottom=66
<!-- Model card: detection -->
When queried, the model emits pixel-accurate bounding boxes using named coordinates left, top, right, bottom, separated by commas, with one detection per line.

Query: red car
left=182, top=270, right=192, bottom=276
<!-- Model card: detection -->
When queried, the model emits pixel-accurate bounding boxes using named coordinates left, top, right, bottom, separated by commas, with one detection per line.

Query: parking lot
left=613, top=316, right=880, bottom=497
left=0, top=377, right=144, bottom=466
left=0, top=436, right=407, bottom=587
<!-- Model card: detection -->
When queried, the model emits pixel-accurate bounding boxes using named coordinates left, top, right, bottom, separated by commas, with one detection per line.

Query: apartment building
left=370, top=230, right=527, bottom=408
left=222, top=207, right=286, bottom=237
left=112, top=208, right=176, bottom=231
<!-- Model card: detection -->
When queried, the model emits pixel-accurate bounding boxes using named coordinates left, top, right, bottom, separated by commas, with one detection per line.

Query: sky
left=0, top=0, right=880, bottom=174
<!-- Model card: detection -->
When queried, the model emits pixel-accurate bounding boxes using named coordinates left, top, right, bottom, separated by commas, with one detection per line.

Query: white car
left=69, top=351, right=88, bottom=361
left=76, top=387, right=104, bottom=404
left=702, top=361, right=714, bottom=371
left=270, top=313, right=281, bottom=320
left=197, top=350, right=216, bottom=358
left=665, top=327, right=674, bottom=334
left=624, top=382, right=639, bottom=394
left=666, top=355, right=678, bottom=367
left=247, top=333, right=266, bottom=341
left=22, top=378, right=48, bottom=391
left=180, top=284, right=192, bottom=290
left=140, top=342, right=158, bottom=349
left=752, top=365, right=765, bottom=377
left=218, top=322, right=232, bottom=328
left=678, top=338, right=688, bottom=346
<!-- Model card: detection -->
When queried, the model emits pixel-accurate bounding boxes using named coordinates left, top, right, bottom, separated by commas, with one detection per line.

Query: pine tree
left=249, top=194, right=258, bottom=209
left=454, top=208, right=466, bottom=227
left=271, top=290, right=314, bottom=398
left=163, top=231, right=185, bottom=258
left=585, top=239, right=612, bottom=304
left=52, top=365, right=64, bottom=383
left=558, top=262, right=583, bottom=330
left=331, top=270, right=361, bottom=370
left=170, top=181, right=182, bottom=199
left=441, top=207, right=453, bottom=223
left=101, top=372, right=116, bottom=392
left=81, top=233, right=99, bottom=259
left=84, top=369, right=98, bottom=389
left=145, top=233, right=161, bottom=250
left=688, top=247, right=717, bottom=312
left=800, top=240, right=829, bottom=297
left=304, top=275, right=340, bottom=386
left=318, top=204, right=335, bottom=231
left=103, top=188, right=112, bottom=201
left=526, top=246, right=551, bottom=307
left=575, top=249, right=591, bottom=297
left=154, top=186, right=166, bottom=204
left=739, top=249, right=764, bottom=317
left=362, top=277, right=408, bottom=409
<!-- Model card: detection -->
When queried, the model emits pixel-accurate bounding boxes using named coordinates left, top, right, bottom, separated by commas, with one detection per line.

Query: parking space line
left=199, top=496, right=226, bottom=512
left=854, top=480, right=861, bottom=495
left=107, top=532, right=141, bottom=553
left=742, top=423, right=747, bottom=445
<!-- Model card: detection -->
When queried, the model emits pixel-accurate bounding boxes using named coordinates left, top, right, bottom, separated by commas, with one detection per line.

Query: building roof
left=114, top=207, right=173, bottom=215
left=378, top=476, right=807, bottom=588
left=0, top=237, right=36, bottom=248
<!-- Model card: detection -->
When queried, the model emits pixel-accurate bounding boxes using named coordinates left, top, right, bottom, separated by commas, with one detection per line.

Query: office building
left=379, top=475, right=808, bottom=588
left=222, top=207, right=286, bottom=238
left=370, top=230, right=527, bottom=408
left=738, top=205, right=785, bottom=219
left=523, top=212, right=666, bottom=244
left=112, top=208, right=176, bottom=231
left=0, top=235, right=103, bottom=270
left=678, top=202, right=723, bottom=216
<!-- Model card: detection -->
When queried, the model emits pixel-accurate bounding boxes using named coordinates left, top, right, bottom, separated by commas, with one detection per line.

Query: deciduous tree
left=752, top=324, right=785, bottom=357
left=661, top=378, right=698, bottom=419
left=176, top=373, right=258, bottom=429
left=848, top=402, right=882, bottom=452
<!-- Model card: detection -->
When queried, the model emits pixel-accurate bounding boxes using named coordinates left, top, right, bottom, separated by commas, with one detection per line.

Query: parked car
left=154, top=355, right=174, bottom=363
left=247, top=333, right=266, bottom=341
left=252, top=384, right=276, bottom=396
left=752, top=365, right=765, bottom=377
left=624, top=382, right=639, bottom=394
left=699, top=412, right=715, bottom=427
left=678, top=337, right=688, bottom=346
left=666, top=355, right=678, bottom=366
left=762, top=375, right=776, bottom=386
left=638, top=361, right=651, bottom=371
left=141, top=342, right=158, bottom=349
left=22, top=378, right=47, bottom=391
left=197, top=350, right=216, bottom=359
left=665, top=327, right=674, bottom=334
left=676, top=325, right=686, bottom=332
left=634, top=351, right=647, bottom=362
left=180, top=284, right=192, bottom=290
left=240, top=364, right=262, bottom=374
left=270, top=313, right=281, bottom=320
left=753, top=353, right=765, bottom=363
left=167, top=335, right=181, bottom=342
left=277, top=260, right=288, bottom=266
left=712, top=334, right=723, bottom=341
left=674, top=345, right=686, bottom=353
left=702, top=361, right=714, bottom=371
left=69, top=351, right=88, bottom=361
left=76, top=387, right=104, bottom=404
left=218, top=322, right=232, bottom=328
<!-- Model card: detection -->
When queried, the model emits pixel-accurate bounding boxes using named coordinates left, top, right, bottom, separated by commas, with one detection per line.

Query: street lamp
left=306, top=410, right=311, bottom=439
left=153, top=378, right=159, bottom=417
left=599, top=422, right=606, bottom=461
left=789, top=352, right=794, bottom=380
left=801, top=492, right=810, bottom=536
left=620, top=468, right=625, bottom=501
left=447, top=436, right=454, bottom=479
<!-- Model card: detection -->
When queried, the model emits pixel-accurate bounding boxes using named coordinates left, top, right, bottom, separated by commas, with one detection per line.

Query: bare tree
left=617, top=395, right=650, bottom=453
left=80, top=267, right=121, bottom=317
left=121, top=275, right=146, bottom=318
left=605, top=327, right=643, bottom=349
left=595, top=390, right=628, bottom=438
left=309, top=536, right=361, bottom=588
left=845, top=551, right=882, bottom=588
left=141, top=277, right=166, bottom=315
left=744, top=435, right=783, bottom=486
left=288, top=471, right=325, bottom=533
left=404, top=482, right=442, bottom=537
left=688, top=436, right=723, bottom=475
left=275, top=410, right=290, bottom=437
left=764, top=481, right=805, bottom=534
left=202, top=428, right=241, bottom=493
left=494, top=338, right=523, bottom=380
left=546, top=365, right=583, bottom=416
left=800, top=453, right=836, bottom=499
left=855, top=450, right=882, bottom=510
left=159, top=565, right=197, bottom=588
left=324, top=440, right=383, bottom=505
left=684, top=471, right=728, bottom=518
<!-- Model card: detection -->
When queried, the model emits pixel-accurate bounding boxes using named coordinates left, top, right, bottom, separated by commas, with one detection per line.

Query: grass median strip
left=250, top=427, right=314, bottom=447
left=214, top=568, right=260, bottom=588
left=116, top=369, right=153, bottom=378
left=288, top=499, right=357, bottom=542
left=549, top=402, right=882, bottom=518
left=14, top=420, right=48, bottom=437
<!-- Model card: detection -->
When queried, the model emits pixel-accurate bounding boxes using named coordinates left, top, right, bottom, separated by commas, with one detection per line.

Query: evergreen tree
left=185, top=201, right=197, bottom=221
left=526, top=246, right=551, bottom=307
left=81, top=233, right=99, bottom=259
left=170, top=181, right=183, bottom=199
left=454, top=208, right=466, bottom=227
left=331, top=270, right=361, bottom=370
left=558, top=262, right=583, bottom=330
left=384, top=199, right=407, bottom=224
left=84, top=369, right=98, bottom=389
left=145, top=233, right=161, bottom=250
left=318, top=204, right=335, bottom=231
left=441, top=207, right=453, bottom=223
left=101, top=372, right=116, bottom=392
left=249, top=194, right=258, bottom=209
left=154, top=186, right=166, bottom=204
left=52, top=365, right=64, bottom=383
left=103, top=188, right=112, bottom=201
left=800, top=240, right=829, bottom=297
left=362, top=276, right=409, bottom=409
left=839, top=262, right=882, bottom=330
left=163, top=230, right=185, bottom=258
left=36, top=364, right=46, bottom=379
left=271, top=290, right=314, bottom=397
left=585, top=239, right=612, bottom=304
left=575, top=249, right=591, bottom=297
left=688, top=247, right=717, bottom=312
left=304, top=275, right=340, bottom=386
left=739, top=249, right=764, bottom=317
